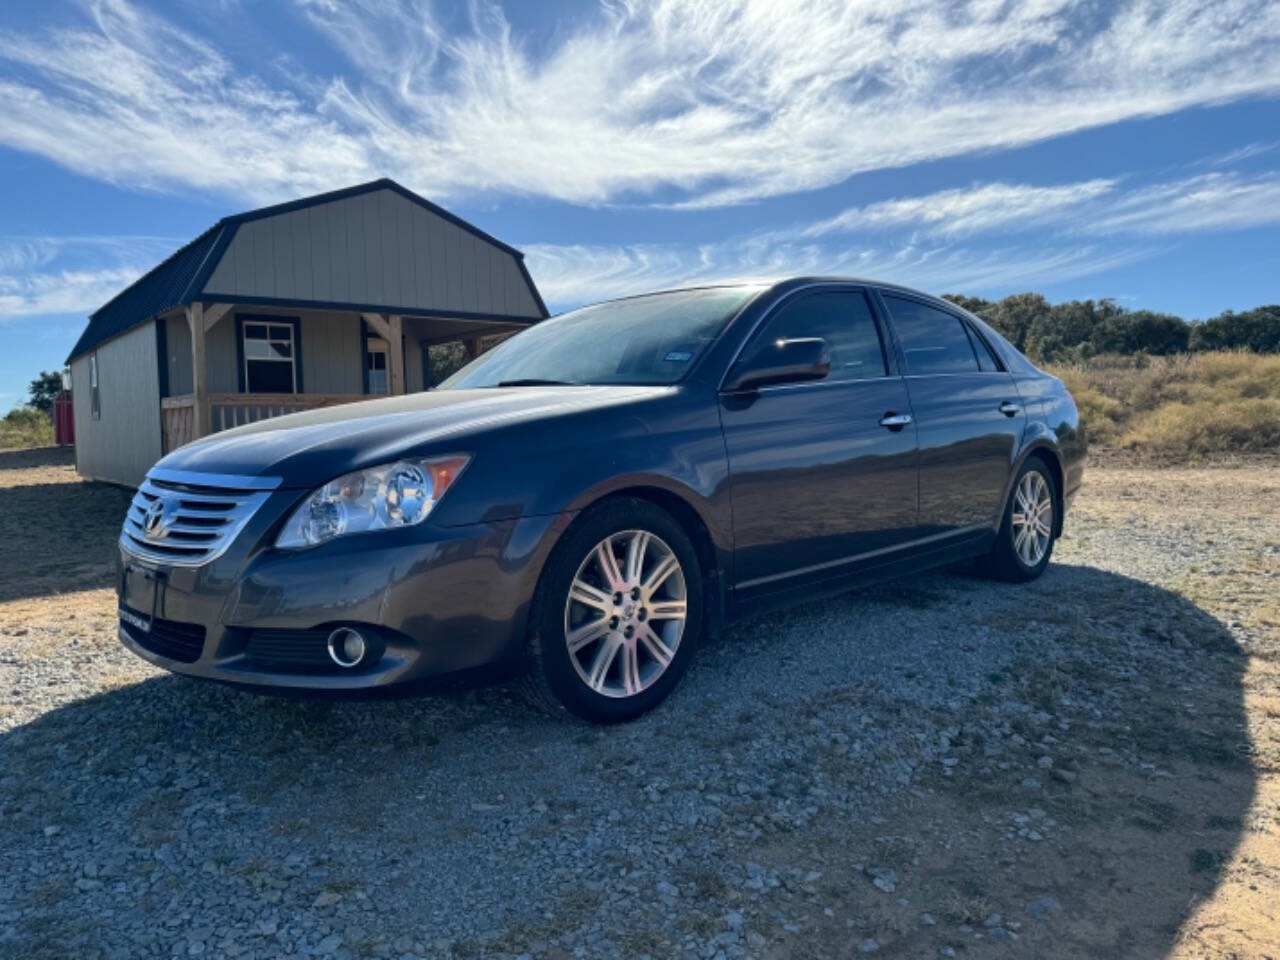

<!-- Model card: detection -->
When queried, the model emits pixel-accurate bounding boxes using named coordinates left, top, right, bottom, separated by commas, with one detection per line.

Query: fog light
left=327, top=627, right=367, bottom=668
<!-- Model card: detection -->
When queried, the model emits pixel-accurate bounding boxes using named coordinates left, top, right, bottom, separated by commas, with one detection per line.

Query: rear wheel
left=524, top=498, right=703, bottom=722
left=982, top=457, right=1058, bottom=582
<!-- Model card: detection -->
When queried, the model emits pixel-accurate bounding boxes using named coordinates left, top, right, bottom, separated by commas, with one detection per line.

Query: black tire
left=523, top=497, right=704, bottom=723
left=981, top=456, right=1058, bottom=583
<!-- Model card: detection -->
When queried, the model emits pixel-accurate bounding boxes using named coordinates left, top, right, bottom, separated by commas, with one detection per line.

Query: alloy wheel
left=563, top=530, right=687, bottom=699
left=1011, top=470, right=1053, bottom=567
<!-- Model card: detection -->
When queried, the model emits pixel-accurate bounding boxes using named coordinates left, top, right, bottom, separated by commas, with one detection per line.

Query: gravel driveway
left=1, top=448, right=1276, bottom=959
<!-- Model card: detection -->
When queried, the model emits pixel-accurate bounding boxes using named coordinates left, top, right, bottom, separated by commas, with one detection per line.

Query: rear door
left=719, top=287, right=918, bottom=594
left=876, top=291, right=1024, bottom=536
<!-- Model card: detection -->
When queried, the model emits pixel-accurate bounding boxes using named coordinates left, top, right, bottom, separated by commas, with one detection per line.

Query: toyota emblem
left=142, top=498, right=169, bottom=540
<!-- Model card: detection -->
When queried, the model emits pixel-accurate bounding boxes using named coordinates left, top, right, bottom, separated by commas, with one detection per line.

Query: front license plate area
left=120, top=563, right=165, bottom=631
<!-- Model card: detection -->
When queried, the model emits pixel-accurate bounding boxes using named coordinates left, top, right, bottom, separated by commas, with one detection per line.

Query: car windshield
left=440, top=286, right=763, bottom=388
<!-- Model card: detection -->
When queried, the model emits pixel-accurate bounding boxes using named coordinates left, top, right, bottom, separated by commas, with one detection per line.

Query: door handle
left=999, top=401, right=1023, bottom=417
left=879, top=412, right=913, bottom=430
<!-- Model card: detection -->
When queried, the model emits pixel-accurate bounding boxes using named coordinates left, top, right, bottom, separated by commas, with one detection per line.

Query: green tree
left=1190, top=306, right=1280, bottom=353
left=27, top=371, right=63, bottom=412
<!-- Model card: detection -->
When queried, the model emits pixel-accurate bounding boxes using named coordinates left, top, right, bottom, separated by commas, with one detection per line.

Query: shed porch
left=157, top=301, right=519, bottom=453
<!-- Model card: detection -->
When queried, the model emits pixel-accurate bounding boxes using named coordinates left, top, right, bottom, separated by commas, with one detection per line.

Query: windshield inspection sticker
left=664, top=351, right=693, bottom=362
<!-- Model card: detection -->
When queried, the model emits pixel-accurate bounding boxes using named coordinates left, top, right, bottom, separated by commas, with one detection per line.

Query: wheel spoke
left=595, top=538, right=626, bottom=591
left=620, top=642, right=641, bottom=696
left=642, top=553, right=679, bottom=597
left=566, top=617, right=612, bottom=654
left=586, top=635, right=621, bottom=692
left=569, top=578, right=611, bottom=614
left=1014, top=525, right=1030, bottom=558
left=624, top=531, right=650, bottom=586
left=637, top=624, right=674, bottom=668
left=647, top=599, right=687, bottom=621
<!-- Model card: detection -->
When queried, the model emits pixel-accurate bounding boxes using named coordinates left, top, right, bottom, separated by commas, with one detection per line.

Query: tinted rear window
left=883, top=295, right=980, bottom=375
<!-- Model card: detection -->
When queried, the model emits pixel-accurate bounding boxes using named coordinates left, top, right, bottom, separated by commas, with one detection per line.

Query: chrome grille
left=120, top=468, right=280, bottom=567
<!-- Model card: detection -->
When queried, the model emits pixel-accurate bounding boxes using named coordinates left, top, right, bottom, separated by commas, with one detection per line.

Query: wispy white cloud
left=1, top=0, right=1278, bottom=207
left=1084, top=172, right=1280, bottom=235
left=524, top=236, right=1150, bottom=305
left=1199, top=141, right=1279, bottom=167
left=0, top=235, right=178, bottom=320
left=798, top=171, right=1280, bottom=241
left=526, top=168, right=1280, bottom=304
left=803, top=180, right=1118, bottom=239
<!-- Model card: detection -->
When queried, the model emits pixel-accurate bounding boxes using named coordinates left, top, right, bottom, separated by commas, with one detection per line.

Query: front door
left=719, top=288, right=919, bottom=597
left=878, top=292, right=1024, bottom=535
left=365, top=337, right=390, bottom=395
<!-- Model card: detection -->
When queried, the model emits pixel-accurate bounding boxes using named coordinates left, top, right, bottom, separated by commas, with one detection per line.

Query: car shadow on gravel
left=0, top=563, right=1253, bottom=959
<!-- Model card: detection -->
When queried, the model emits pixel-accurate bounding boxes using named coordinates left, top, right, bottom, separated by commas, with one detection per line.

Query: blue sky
left=1, top=0, right=1279, bottom=410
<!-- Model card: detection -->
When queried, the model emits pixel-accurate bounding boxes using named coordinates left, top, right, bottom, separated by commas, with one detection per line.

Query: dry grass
left=1048, top=351, right=1280, bottom=460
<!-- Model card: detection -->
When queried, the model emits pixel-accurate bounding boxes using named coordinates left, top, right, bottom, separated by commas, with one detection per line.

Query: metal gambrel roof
left=66, top=179, right=548, bottom=363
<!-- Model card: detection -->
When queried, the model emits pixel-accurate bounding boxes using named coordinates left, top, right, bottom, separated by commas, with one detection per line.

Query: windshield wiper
left=495, top=378, right=578, bottom=387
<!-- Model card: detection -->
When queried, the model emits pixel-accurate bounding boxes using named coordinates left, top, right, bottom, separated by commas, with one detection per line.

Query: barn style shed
left=66, top=179, right=548, bottom=486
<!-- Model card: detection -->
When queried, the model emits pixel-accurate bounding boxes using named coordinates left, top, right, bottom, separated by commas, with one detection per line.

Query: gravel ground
left=0, top=448, right=1276, bottom=959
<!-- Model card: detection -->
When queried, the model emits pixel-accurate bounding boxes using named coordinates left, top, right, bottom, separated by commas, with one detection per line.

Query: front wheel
left=982, top=458, right=1058, bottom=582
left=523, top=498, right=703, bottom=722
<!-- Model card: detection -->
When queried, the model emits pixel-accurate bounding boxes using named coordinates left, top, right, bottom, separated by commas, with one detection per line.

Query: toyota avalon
left=117, top=278, right=1084, bottom=721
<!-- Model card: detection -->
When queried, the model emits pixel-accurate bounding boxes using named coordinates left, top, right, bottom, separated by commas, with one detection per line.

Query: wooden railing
left=207, top=393, right=367, bottom=433
left=161, top=393, right=368, bottom=453
left=161, top=395, right=197, bottom=453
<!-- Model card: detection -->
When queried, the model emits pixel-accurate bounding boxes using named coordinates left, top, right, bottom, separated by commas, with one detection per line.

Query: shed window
left=90, top=353, right=100, bottom=420
left=242, top=321, right=297, bottom=393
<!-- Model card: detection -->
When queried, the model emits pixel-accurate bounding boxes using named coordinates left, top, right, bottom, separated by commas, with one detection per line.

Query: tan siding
left=201, top=187, right=542, bottom=319
left=71, top=322, right=163, bottom=487
left=165, top=314, right=193, bottom=396
left=206, top=316, right=239, bottom=394
left=202, top=310, right=363, bottom=396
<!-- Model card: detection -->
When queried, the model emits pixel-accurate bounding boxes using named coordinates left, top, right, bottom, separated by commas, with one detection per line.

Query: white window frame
left=241, top=320, right=298, bottom=394
left=90, top=353, right=101, bottom=420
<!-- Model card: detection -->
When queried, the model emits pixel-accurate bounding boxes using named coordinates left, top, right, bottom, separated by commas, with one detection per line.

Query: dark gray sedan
left=117, top=278, right=1084, bottom=721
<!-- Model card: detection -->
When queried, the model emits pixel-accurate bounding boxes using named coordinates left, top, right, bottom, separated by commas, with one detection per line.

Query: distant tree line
left=941, top=293, right=1280, bottom=363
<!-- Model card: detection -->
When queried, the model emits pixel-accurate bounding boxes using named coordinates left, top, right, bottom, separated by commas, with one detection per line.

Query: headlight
left=275, top=455, right=470, bottom=549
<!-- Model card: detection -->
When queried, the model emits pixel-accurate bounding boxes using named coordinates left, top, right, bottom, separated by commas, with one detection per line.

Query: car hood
left=154, top=386, right=669, bottom=488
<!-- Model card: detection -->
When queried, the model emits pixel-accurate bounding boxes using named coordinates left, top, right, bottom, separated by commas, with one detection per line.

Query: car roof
left=564, top=276, right=958, bottom=312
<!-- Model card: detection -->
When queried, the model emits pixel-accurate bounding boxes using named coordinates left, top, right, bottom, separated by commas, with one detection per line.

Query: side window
left=965, top=324, right=1003, bottom=372
left=739, top=290, right=887, bottom=383
left=90, top=353, right=101, bottom=420
left=882, top=295, right=980, bottom=375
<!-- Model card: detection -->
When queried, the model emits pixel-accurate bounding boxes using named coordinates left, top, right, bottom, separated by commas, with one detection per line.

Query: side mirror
left=722, top=337, right=831, bottom=393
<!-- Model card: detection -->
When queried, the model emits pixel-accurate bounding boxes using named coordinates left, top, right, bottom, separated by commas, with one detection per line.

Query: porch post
left=388, top=314, right=405, bottom=395
left=186, top=303, right=211, bottom=439
left=465, top=338, right=482, bottom=359
left=361, top=312, right=405, bottom=395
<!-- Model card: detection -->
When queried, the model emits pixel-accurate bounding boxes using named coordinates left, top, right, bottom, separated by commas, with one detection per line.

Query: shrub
left=0, top=407, right=55, bottom=450
left=1122, top=399, right=1280, bottom=459
left=1043, top=351, right=1280, bottom=460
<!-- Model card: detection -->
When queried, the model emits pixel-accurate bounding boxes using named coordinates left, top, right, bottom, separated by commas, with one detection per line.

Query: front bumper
left=117, top=509, right=571, bottom=690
